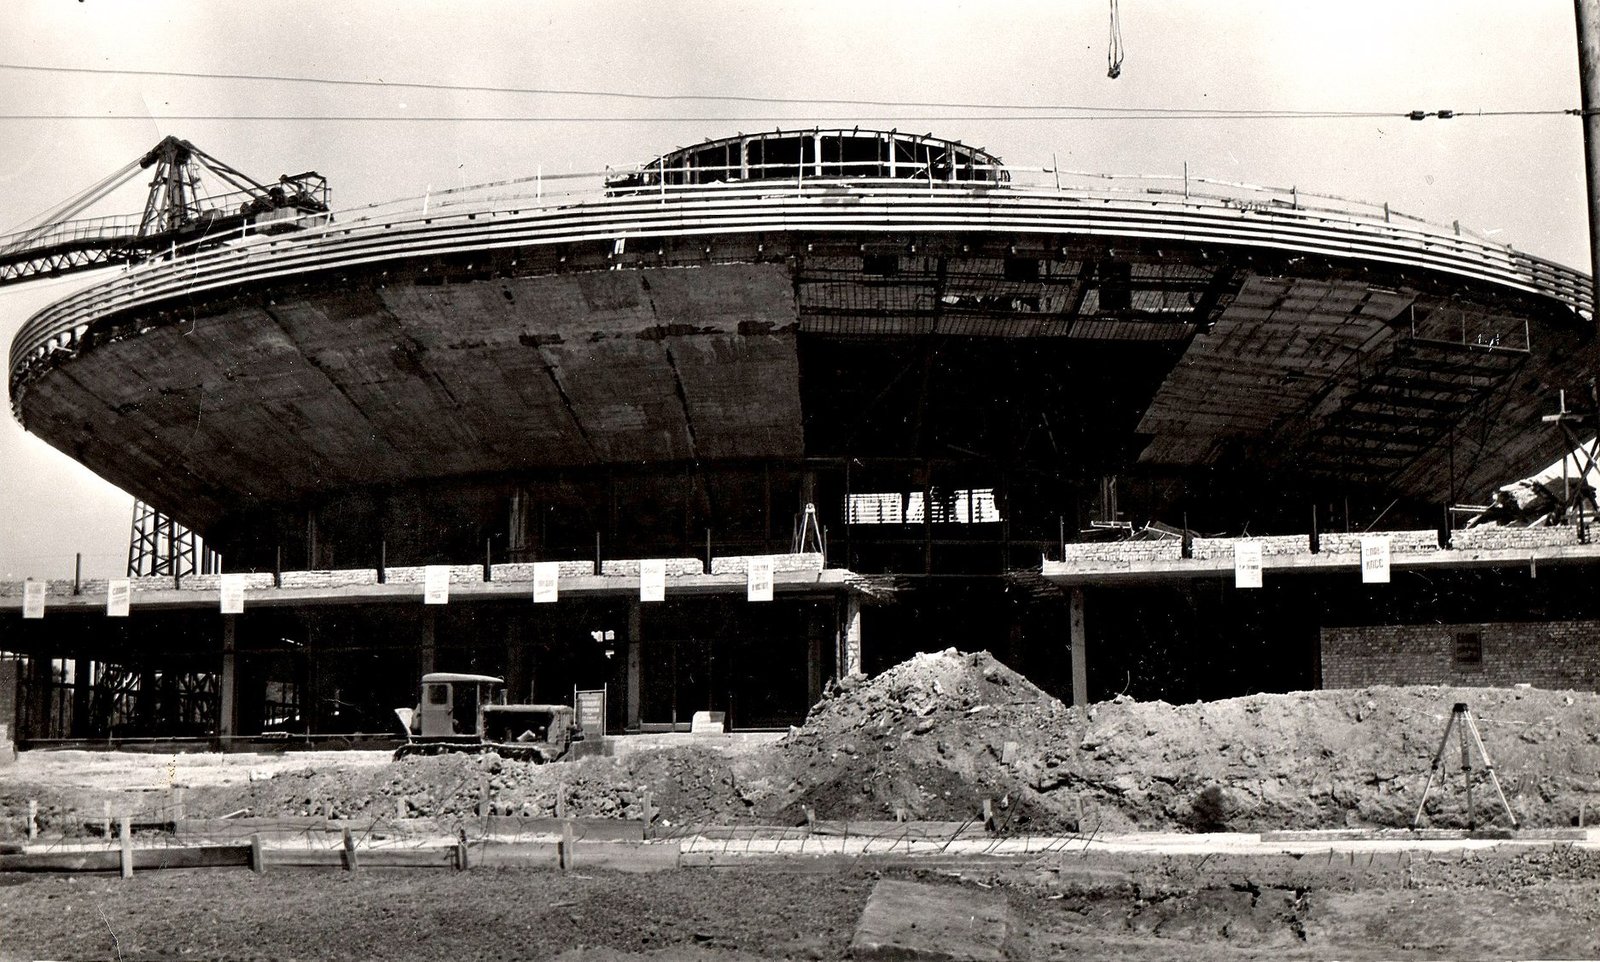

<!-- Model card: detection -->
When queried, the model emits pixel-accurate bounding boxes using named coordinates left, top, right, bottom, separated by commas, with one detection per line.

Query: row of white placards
left=1232, top=535, right=1392, bottom=588
left=16, top=558, right=781, bottom=619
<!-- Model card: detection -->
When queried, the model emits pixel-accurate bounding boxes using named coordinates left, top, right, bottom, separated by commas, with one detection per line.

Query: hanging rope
left=1107, top=0, right=1125, bottom=79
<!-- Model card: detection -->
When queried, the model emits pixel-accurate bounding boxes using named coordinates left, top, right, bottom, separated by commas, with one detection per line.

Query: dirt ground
left=5, top=848, right=1600, bottom=961
left=5, top=650, right=1600, bottom=958
left=10, top=650, right=1597, bottom=836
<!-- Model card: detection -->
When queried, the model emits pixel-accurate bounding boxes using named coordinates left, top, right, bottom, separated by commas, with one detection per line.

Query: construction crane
left=0, top=135, right=329, bottom=288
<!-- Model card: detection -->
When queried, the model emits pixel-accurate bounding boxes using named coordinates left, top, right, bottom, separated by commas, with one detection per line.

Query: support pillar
left=418, top=609, right=436, bottom=677
left=1069, top=587, right=1088, bottom=707
left=806, top=604, right=825, bottom=707
left=26, top=656, right=55, bottom=741
left=626, top=601, right=642, bottom=731
left=838, top=593, right=862, bottom=678
left=504, top=620, right=529, bottom=703
left=70, top=656, right=92, bottom=739
left=218, top=614, right=238, bottom=740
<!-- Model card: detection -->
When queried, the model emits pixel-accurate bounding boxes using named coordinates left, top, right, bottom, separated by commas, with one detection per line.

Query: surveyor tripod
left=1411, top=702, right=1518, bottom=830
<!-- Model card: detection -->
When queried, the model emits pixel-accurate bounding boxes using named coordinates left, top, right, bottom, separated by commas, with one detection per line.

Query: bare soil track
left=5, top=649, right=1600, bottom=959
left=4, top=849, right=1600, bottom=961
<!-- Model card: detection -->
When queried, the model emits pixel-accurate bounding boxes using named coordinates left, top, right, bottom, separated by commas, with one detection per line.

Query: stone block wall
left=709, top=553, right=825, bottom=575
left=1059, top=540, right=1182, bottom=566
left=1450, top=526, right=1582, bottom=551
left=1322, top=620, right=1600, bottom=691
left=489, top=561, right=599, bottom=581
left=1318, top=530, right=1441, bottom=555
left=599, top=558, right=705, bottom=577
left=280, top=569, right=381, bottom=589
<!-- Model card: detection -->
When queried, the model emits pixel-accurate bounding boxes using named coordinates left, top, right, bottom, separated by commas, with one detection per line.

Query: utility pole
left=1575, top=1, right=1600, bottom=296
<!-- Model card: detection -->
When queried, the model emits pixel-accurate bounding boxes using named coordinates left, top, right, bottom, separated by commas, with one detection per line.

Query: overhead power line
left=0, top=61, right=1575, bottom=120
left=0, top=111, right=1574, bottom=123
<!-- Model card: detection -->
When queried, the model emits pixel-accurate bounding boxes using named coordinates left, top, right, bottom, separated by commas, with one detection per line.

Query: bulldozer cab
left=414, top=672, right=503, bottom=739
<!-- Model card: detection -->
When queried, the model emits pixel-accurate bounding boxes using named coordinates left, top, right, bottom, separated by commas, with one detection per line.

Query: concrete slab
left=848, top=878, right=1010, bottom=962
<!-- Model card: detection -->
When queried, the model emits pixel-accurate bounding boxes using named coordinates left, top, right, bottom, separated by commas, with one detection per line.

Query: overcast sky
left=0, top=0, right=1591, bottom=578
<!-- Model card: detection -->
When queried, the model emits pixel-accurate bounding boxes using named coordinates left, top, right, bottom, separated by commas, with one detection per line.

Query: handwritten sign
left=106, top=579, right=131, bottom=617
left=639, top=559, right=665, bottom=602
left=533, top=562, right=560, bottom=603
left=1233, top=541, right=1263, bottom=589
left=1361, top=535, right=1392, bottom=584
left=747, top=555, right=774, bottom=602
left=22, top=581, right=45, bottom=619
left=219, top=573, right=247, bottom=614
left=423, top=565, right=451, bottom=605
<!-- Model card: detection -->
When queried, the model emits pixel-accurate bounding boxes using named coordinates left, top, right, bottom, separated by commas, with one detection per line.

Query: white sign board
left=21, top=581, right=45, bottom=619
left=106, top=579, right=131, bottom=617
left=423, top=565, right=451, bottom=605
left=1361, top=535, right=1392, bottom=584
left=1233, top=541, right=1263, bottom=589
left=219, top=573, right=247, bottom=614
left=747, top=555, right=774, bottom=602
left=532, top=562, right=560, bottom=603
left=639, top=559, right=666, bottom=602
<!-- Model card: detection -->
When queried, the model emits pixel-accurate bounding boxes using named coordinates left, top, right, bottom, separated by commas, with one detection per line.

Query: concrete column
left=839, top=594, right=863, bottom=678
left=806, top=605, right=825, bottom=707
left=26, top=656, right=56, bottom=740
left=504, top=620, right=529, bottom=703
left=418, top=609, right=436, bottom=676
left=70, top=656, right=92, bottom=738
left=1069, top=587, right=1088, bottom=707
left=218, top=614, right=238, bottom=740
left=626, top=601, right=642, bottom=731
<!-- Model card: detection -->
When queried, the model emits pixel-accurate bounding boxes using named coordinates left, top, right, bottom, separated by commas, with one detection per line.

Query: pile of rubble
left=201, top=746, right=755, bottom=827
left=762, top=650, right=1072, bottom=827
left=67, top=649, right=1600, bottom=834
left=760, top=650, right=1600, bottom=832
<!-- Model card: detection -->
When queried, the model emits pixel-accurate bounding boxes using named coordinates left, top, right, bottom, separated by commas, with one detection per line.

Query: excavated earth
left=759, top=649, right=1600, bottom=833
left=6, top=649, right=1600, bottom=836
left=6, top=650, right=1600, bottom=960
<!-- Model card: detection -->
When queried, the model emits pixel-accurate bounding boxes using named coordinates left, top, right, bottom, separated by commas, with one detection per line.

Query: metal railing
left=9, top=163, right=1593, bottom=384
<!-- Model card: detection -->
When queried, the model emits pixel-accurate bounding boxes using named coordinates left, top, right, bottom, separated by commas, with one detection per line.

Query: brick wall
left=1322, top=620, right=1600, bottom=691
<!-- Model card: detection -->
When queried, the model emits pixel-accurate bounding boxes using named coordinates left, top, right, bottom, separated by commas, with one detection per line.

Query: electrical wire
left=0, top=61, right=1574, bottom=120
left=0, top=111, right=1572, bottom=123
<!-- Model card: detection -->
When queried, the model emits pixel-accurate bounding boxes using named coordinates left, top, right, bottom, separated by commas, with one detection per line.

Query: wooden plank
left=175, top=817, right=372, bottom=837
left=1, top=845, right=252, bottom=874
left=476, top=816, right=645, bottom=841
left=468, top=842, right=559, bottom=868
left=678, top=851, right=1035, bottom=872
left=119, top=816, right=132, bottom=878
left=564, top=841, right=680, bottom=873
left=807, top=820, right=982, bottom=839
left=264, top=847, right=458, bottom=870
left=3, top=850, right=122, bottom=873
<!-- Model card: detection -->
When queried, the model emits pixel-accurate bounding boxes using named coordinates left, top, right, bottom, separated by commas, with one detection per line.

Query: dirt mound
left=754, top=649, right=1600, bottom=832
left=14, top=651, right=1600, bottom=836
left=189, top=747, right=754, bottom=827
left=758, top=649, right=1071, bottom=826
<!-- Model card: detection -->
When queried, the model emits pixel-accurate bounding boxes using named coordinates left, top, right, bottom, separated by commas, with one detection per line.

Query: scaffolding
left=127, top=500, right=219, bottom=578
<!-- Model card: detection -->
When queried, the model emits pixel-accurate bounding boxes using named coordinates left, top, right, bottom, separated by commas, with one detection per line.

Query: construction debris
left=7, top=650, right=1600, bottom=838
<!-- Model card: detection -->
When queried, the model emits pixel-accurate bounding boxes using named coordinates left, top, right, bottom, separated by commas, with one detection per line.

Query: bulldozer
left=393, top=672, right=578, bottom=762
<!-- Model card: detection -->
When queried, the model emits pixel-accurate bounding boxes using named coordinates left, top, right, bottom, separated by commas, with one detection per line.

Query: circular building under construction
left=5, top=129, right=1600, bottom=744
